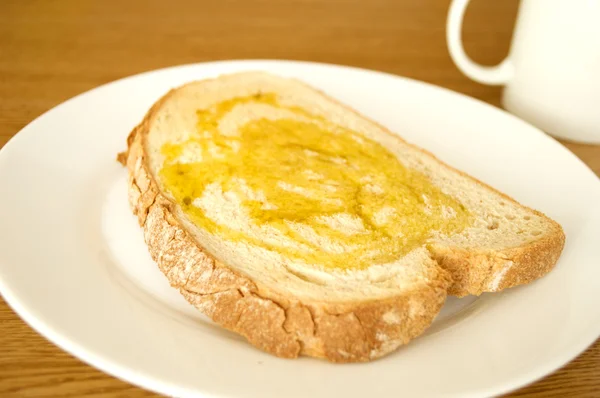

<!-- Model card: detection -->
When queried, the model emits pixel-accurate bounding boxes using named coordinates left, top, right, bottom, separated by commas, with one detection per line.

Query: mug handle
left=446, top=0, right=514, bottom=85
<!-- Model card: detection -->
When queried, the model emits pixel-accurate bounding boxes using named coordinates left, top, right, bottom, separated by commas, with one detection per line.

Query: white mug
left=446, top=0, right=600, bottom=144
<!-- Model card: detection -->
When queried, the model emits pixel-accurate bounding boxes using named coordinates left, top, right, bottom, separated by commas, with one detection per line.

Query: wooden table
left=1, top=0, right=598, bottom=396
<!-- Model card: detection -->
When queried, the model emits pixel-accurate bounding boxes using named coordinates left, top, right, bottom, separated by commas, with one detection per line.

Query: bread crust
left=118, top=73, right=565, bottom=361
left=430, top=226, right=565, bottom=297
left=118, top=86, right=450, bottom=362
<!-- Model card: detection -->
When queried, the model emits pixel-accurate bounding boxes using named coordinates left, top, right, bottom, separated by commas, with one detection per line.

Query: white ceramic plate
left=1, top=60, right=599, bottom=398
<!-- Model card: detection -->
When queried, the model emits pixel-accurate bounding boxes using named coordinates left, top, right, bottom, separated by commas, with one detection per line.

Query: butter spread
left=158, top=93, right=471, bottom=270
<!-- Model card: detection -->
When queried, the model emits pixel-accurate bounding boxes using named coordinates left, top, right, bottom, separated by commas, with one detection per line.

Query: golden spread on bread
left=158, top=92, right=472, bottom=270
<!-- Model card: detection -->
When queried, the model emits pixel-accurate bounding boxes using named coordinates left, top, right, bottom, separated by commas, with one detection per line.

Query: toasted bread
left=118, top=72, right=565, bottom=362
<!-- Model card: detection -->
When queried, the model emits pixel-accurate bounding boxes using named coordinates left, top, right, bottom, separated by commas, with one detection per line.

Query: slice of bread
left=118, top=71, right=565, bottom=362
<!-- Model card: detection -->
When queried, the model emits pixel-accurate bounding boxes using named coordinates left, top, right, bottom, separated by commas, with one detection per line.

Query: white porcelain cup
left=446, top=0, right=600, bottom=144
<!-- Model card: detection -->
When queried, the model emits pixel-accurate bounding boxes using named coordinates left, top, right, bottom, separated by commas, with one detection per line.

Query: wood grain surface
left=0, top=0, right=598, bottom=397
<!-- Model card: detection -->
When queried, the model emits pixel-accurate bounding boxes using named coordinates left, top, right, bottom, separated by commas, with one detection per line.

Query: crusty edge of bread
left=430, top=231, right=565, bottom=297
left=116, top=72, right=565, bottom=361
left=117, top=85, right=450, bottom=363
